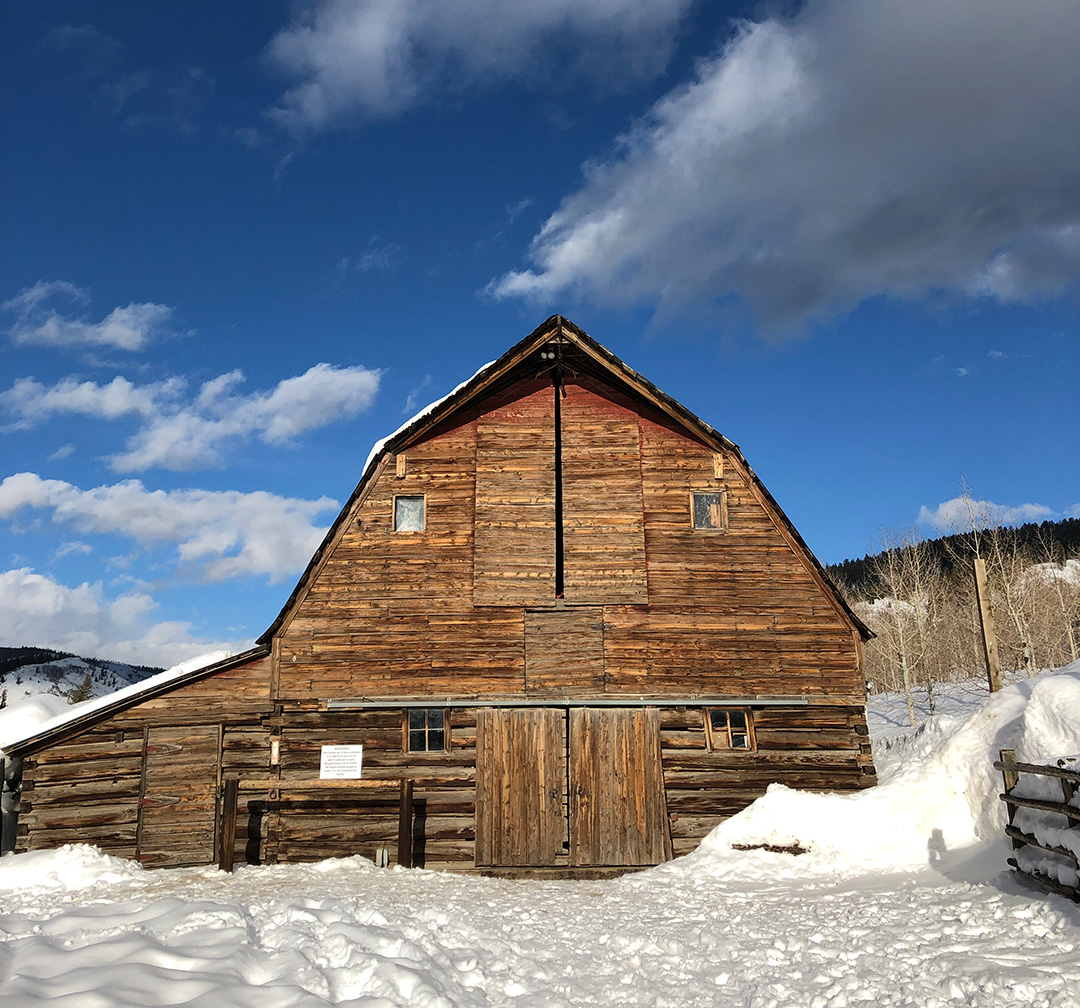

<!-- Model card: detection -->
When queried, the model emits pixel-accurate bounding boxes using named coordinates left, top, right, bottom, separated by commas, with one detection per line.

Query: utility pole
left=974, top=557, right=1003, bottom=692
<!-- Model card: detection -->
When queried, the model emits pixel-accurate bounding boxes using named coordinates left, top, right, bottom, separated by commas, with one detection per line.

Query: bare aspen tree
left=860, top=527, right=944, bottom=724
left=1023, top=526, right=1080, bottom=666
left=832, top=492, right=1080, bottom=720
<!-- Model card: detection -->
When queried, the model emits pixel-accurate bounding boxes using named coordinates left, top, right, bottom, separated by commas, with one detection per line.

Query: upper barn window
left=705, top=708, right=754, bottom=751
left=691, top=491, right=727, bottom=531
left=394, top=495, right=425, bottom=532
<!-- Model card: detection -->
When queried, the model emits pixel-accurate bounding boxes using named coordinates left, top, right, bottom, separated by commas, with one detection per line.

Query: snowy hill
left=0, top=646, right=161, bottom=709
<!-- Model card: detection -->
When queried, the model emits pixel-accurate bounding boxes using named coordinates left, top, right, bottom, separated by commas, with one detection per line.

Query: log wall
left=17, top=656, right=274, bottom=865
left=17, top=698, right=872, bottom=870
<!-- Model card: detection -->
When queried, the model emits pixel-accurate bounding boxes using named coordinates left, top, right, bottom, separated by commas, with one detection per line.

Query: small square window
left=692, top=492, right=727, bottom=530
left=394, top=495, right=425, bottom=532
left=705, top=708, right=754, bottom=751
left=405, top=708, right=447, bottom=752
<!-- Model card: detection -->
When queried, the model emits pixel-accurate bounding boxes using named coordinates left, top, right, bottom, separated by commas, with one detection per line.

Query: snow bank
left=687, top=662, right=1080, bottom=877
left=0, top=843, right=144, bottom=892
left=0, top=650, right=231, bottom=754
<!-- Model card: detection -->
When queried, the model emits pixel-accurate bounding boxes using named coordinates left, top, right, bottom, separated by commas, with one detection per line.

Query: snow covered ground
left=2, top=666, right=1079, bottom=1007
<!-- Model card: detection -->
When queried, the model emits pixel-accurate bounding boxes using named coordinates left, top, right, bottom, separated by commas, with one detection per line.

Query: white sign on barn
left=319, top=744, right=364, bottom=779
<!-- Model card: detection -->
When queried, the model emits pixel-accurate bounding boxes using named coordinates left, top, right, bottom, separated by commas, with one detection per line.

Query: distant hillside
left=0, top=647, right=162, bottom=709
left=827, top=517, right=1080, bottom=597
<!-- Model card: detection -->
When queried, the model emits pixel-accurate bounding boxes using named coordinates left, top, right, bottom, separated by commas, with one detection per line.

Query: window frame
left=403, top=707, right=450, bottom=753
left=690, top=490, right=728, bottom=532
left=392, top=494, right=426, bottom=533
left=704, top=707, right=755, bottom=752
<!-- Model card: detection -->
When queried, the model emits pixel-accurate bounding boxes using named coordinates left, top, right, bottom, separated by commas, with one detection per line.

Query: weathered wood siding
left=267, top=704, right=479, bottom=871
left=659, top=705, right=873, bottom=857
left=561, top=383, right=647, bottom=604
left=474, top=381, right=556, bottom=605
left=276, top=375, right=860, bottom=703
left=277, top=404, right=528, bottom=698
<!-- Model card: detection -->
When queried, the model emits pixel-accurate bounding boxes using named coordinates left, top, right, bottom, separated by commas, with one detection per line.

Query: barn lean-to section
left=8, top=316, right=875, bottom=875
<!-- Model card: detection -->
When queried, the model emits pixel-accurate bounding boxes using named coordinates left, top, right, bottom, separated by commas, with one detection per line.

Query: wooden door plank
left=524, top=609, right=604, bottom=695
left=473, top=383, right=556, bottom=605
left=561, top=385, right=647, bottom=604
left=569, top=708, right=665, bottom=866
left=475, top=708, right=567, bottom=867
left=137, top=724, right=220, bottom=867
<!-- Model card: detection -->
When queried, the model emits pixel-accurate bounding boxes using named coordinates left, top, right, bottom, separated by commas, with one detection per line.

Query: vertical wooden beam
left=395, top=454, right=406, bottom=478
left=218, top=777, right=239, bottom=872
left=998, top=749, right=1022, bottom=850
left=974, top=558, right=1003, bottom=693
left=1061, top=767, right=1078, bottom=809
left=397, top=779, right=414, bottom=868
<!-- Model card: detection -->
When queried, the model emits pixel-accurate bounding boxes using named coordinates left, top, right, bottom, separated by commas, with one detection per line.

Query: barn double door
left=475, top=707, right=667, bottom=867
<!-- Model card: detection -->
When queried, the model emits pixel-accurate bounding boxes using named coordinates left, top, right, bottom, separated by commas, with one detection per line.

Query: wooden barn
left=5, top=316, right=875, bottom=875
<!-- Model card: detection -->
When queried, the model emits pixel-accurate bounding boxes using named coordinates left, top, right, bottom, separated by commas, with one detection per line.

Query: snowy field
left=2, top=666, right=1080, bottom=1007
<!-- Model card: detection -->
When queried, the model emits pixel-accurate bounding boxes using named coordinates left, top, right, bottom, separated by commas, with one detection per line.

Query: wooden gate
left=475, top=708, right=567, bottom=866
left=475, top=707, right=667, bottom=868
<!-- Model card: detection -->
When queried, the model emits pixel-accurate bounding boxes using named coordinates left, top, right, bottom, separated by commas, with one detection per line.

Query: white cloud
left=0, top=567, right=248, bottom=668
left=492, top=0, right=1080, bottom=328
left=337, top=241, right=404, bottom=275
left=1, top=363, right=381, bottom=471
left=2, top=280, right=175, bottom=351
left=0, top=473, right=338, bottom=583
left=2, top=376, right=180, bottom=430
left=53, top=540, right=93, bottom=560
left=267, top=0, right=694, bottom=126
left=917, top=497, right=1055, bottom=533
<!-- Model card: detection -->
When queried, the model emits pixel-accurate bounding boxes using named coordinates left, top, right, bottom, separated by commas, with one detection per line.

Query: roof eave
left=4, top=644, right=271, bottom=757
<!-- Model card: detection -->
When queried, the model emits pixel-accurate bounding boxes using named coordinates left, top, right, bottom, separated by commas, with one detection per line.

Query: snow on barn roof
left=0, top=647, right=267, bottom=756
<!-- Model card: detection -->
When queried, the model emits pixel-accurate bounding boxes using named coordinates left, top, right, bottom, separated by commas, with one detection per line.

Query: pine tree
left=68, top=673, right=95, bottom=704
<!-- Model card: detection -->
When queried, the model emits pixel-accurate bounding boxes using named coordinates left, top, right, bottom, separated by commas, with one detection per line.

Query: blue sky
left=2, top=0, right=1078, bottom=667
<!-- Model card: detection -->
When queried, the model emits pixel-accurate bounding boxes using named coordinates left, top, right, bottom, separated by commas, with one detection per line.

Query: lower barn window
left=406, top=708, right=447, bottom=752
left=705, top=708, right=754, bottom=751
left=394, top=495, right=425, bottom=531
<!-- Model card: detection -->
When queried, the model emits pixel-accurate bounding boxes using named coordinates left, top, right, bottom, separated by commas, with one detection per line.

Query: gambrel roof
left=259, top=315, right=870, bottom=643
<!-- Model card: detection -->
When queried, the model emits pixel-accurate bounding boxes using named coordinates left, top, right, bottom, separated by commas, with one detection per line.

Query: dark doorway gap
left=552, top=368, right=565, bottom=597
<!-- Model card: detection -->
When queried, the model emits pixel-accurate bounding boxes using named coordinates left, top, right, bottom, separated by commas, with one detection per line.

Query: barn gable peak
left=258, top=316, right=869, bottom=645
left=375, top=314, right=739, bottom=466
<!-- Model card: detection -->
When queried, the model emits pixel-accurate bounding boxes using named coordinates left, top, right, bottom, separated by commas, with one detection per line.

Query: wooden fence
left=995, top=748, right=1080, bottom=902
left=217, top=777, right=414, bottom=872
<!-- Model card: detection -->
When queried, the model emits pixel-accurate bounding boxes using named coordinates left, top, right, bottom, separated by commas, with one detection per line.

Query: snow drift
left=688, top=661, right=1080, bottom=878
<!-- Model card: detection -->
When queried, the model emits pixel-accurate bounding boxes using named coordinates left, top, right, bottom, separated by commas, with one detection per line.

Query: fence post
left=218, top=777, right=239, bottom=872
left=999, top=749, right=1023, bottom=850
left=1062, top=767, right=1078, bottom=820
left=397, top=779, right=414, bottom=868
